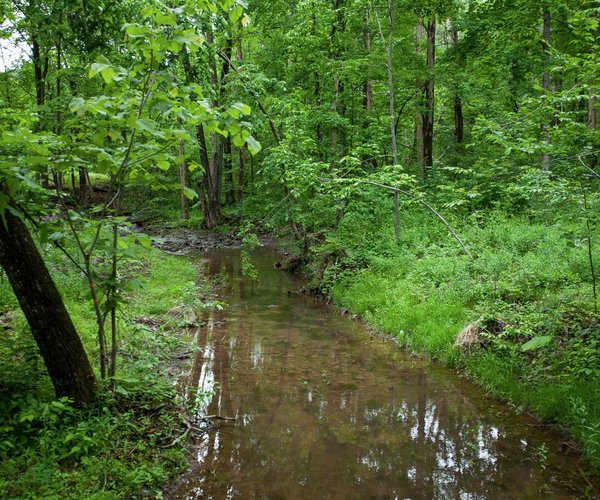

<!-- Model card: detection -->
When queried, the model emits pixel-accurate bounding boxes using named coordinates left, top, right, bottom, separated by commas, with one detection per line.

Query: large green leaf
left=521, top=336, right=552, bottom=352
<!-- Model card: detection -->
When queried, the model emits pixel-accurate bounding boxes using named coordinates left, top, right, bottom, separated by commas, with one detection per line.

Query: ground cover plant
left=0, top=246, right=206, bottom=498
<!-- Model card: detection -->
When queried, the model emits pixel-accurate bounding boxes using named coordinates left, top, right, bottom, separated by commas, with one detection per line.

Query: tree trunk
left=588, top=8, right=599, bottom=167
left=224, top=136, right=235, bottom=205
left=422, top=19, right=436, bottom=176
left=451, top=24, right=464, bottom=146
left=238, top=146, right=246, bottom=200
left=0, top=208, right=96, bottom=405
left=386, top=0, right=400, bottom=244
left=330, top=0, right=346, bottom=166
left=179, top=138, right=189, bottom=220
left=363, top=7, right=375, bottom=169
left=364, top=8, right=373, bottom=115
left=78, top=167, right=88, bottom=204
left=541, top=6, right=551, bottom=171
left=415, top=19, right=425, bottom=168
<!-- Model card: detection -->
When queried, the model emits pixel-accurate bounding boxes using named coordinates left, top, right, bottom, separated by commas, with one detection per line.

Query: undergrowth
left=0, top=246, right=205, bottom=498
left=320, top=207, right=600, bottom=472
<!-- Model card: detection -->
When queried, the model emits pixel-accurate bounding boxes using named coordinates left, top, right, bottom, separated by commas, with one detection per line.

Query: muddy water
left=170, top=248, right=594, bottom=499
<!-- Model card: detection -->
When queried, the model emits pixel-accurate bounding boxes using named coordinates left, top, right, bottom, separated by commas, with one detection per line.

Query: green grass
left=325, top=207, right=600, bottom=472
left=0, top=245, right=204, bottom=498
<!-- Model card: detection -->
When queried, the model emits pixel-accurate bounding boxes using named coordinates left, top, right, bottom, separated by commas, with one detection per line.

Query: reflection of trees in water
left=190, top=318, right=512, bottom=498
left=179, top=250, right=568, bottom=498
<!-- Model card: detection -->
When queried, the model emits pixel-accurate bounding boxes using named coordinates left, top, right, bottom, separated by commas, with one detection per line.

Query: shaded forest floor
left=0, top=243, right=214, bottom=498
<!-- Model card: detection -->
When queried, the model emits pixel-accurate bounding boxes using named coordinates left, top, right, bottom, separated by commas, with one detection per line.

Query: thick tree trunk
left=315, top=71, right=323, bottom=149
left=362, top=8, right=375, bottom=169
left=330, top=0, right=345, bottom=166
left=198, top=26, right=227, bottom=228
left=312, top=11, right=323, bottom=152
left=0, top=209, right=96, bottom=405
left=588, top=9, right=598, bottom=167
left=32, top=37, right=46, bottom=111
left=224, top=136, right=235, bottom=205
left=78, top=167, right=88, bottom=204
left=195, top=124, right=221, bottom=228
left=364, top=8, right=373, bottom=115
left=237, top=146, right=246, bottom=200
left=385, top=0, right=400, bottom=244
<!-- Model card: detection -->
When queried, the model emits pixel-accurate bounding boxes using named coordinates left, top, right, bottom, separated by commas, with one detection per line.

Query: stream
left=167, top=247, right=595, bottom=499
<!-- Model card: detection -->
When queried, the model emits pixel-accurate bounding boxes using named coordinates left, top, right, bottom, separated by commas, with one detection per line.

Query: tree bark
left=415, top=19, right=425, bottom=168
left=542, top=5, right=551, bottom=171
left=422, top=19, right=436, bottom=175
left=363, top=8, right=373, bottom=115
left=224, top=136, right=235, bottom=205
left=179, top=138, right=189, bottom=220
left=386, top=0, right=400, bottom=244
left=0, top=209, right=96, bottom=405
left=330, top=0, right=346, bottom=166
left=451, top=24, right=463, bottom=146
left=238, top=145, right=246, bottom=200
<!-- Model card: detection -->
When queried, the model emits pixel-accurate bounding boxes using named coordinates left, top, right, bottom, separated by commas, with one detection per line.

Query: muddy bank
left=145, top=227, right=241, bottom=255
left=145, top=226, right=289, bottom=258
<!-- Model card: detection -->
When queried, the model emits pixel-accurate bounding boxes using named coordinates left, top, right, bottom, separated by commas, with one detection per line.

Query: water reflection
left=169, top=249, right=590, bottom=499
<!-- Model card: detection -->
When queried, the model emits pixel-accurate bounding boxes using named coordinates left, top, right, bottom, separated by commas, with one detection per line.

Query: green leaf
left=227, top=102, right=251, bottom=118
left=69, top=97, right=86, bottom=114
left=125, top=24, right=148, bottom=37
left=135, top=118, right=157, bottom=133
left=183, top=186, right=198, bottom=200
left=246, top=135, right=261, bottom=155
left=100, top=66, right=118, bottom=84
left=155, top=12, right=177, bottom=26
left=136, top=234, right=153, bottom=249
left=229, top=5, right=243, bottom=23
left=521, top=336, right=552, bottom=352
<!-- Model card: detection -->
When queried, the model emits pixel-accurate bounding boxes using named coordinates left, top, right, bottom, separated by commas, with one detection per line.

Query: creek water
left=168, top=247, right=594, bottom=499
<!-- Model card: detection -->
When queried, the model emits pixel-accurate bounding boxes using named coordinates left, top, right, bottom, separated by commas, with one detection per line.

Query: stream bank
left=165, top=244, right=599, bottom=498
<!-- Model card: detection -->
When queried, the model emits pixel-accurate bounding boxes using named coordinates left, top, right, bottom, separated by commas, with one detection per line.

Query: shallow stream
left=168, top=248, right=594, bottom=499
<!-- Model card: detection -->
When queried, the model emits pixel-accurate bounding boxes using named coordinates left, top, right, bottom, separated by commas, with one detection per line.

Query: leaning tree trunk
left=0, top=209, right=96, bottom=405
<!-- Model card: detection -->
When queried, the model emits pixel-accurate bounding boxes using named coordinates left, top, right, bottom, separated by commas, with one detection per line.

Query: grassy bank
left=312, top=208, right=600, bottom=471
left=0, top=245, right=203, bottom=498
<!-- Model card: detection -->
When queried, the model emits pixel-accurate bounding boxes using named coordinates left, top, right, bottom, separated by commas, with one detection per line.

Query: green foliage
left=322, top=207, right=600, bottom=467
left=239, top=223, right=263, bottom=280
left=0, top=244, right=205, bottom=497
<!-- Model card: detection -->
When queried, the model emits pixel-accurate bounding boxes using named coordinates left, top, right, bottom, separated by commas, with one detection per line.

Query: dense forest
left=0, top=0, right=599, bottom=496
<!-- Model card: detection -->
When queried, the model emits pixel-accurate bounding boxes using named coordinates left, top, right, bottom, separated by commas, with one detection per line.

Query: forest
left=0, top=0, right=599, bottom=497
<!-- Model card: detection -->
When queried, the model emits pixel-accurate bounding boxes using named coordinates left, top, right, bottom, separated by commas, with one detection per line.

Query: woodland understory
left=1, top=0, right=600, bottom=497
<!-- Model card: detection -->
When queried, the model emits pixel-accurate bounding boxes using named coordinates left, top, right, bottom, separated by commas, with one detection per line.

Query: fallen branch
left=325, top=178, right=472, bottom=257
left=160, top=418, right=208, bottom=449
